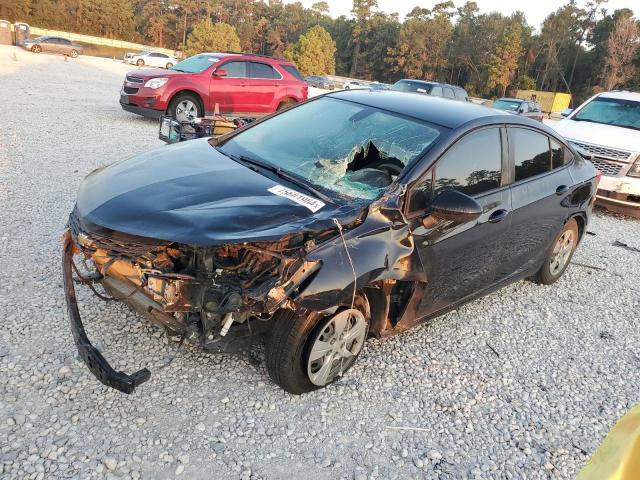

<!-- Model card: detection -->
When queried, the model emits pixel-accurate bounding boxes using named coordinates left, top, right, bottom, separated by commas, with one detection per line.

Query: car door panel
left=248, top=62, right=279, bottom=112
left=406, top=127, right=511, bottom=318
left=411, top=187, right=512, bottom=317
left=507, top=127, right=574, bottom=276
left=210, top=61, right=250, bottom=114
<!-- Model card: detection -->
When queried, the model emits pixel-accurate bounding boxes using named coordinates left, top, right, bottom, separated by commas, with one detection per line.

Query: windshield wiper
left=225, top=153, right=334, bottom=204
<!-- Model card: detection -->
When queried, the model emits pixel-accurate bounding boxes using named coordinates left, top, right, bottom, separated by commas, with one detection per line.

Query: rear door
left=506, top=127, right=575, bottom=277
left=43, top=37, right=60, bottom=53
left=408, top=127, right=512, bottom=317
left=210, top=60, right=250, bottom=115
left=248, top=61, right=280, bottom=113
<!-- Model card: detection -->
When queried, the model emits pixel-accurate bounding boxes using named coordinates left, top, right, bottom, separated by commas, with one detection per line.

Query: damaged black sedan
left=63, top=91, right=597, bottom=394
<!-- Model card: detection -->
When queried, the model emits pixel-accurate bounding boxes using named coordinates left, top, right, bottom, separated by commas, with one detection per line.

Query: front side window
left=251, top=62, right=277, bottom=79
left=431, top=85, right=443, bottom=97
left=222, top=61, right=248, bottom=78
left=443, top=88, right=455, bottom=99
left=454, top=88, right=468, bottom=101
left=218, top=97, right=442, bottom=201
left=410, top=128, right=503, bottom=211
left=511, top=128, right=551, bottom=181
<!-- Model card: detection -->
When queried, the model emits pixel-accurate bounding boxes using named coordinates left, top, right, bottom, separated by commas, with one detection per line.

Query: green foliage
left=487, top=23, right=522, bottom=96
left=285, top=25, right=336, bottom=76
left=516, top=74, right=536, bottom=90
left=184, top=19, right=241, bottom=57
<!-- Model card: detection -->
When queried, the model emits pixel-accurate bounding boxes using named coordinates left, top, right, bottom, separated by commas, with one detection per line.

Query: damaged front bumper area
left=62, top=214, right=322, bottom=394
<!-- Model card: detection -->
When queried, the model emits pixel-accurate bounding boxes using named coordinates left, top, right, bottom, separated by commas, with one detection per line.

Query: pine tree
left=184, top=19, right=241, bottom=57
left=284, top=25, right=336, bottom=76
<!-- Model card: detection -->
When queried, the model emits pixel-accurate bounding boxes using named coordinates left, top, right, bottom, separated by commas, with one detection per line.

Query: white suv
left=554, top=91, right=640, bottom=217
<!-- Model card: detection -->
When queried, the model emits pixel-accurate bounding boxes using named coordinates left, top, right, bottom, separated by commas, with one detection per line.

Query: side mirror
left=430, top=189, right=483, bottom=223
left=561, top=108, right=573, bottom=117
left=213, top=69, right=227, bottom=77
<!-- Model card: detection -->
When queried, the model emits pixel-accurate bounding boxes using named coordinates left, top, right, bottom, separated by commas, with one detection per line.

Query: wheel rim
left=549, top=229, right=574, bottom=276
left=175, top=99, right=198, bottom=122
left=307, top=309, right=367, bottom=387
left=166, top=63, right=173, bottom=68
left=33, top=46, right=40, bottom=53
left=70, top=50, right=77, bottom=58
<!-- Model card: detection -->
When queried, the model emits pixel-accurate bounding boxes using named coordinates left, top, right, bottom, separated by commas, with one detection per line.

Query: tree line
left=1, top=0, right=639, bottom=102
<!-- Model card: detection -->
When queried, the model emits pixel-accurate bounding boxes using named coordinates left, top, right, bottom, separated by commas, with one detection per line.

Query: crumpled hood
left=553, top=119, right=640, bottom=155
left=75, top=139, right=362, bottom=245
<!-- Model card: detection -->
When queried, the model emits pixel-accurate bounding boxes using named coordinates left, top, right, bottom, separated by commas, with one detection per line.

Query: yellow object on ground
left=515, top=90, right=572, bottom=113
left=577, top=404, right=640, bottom=480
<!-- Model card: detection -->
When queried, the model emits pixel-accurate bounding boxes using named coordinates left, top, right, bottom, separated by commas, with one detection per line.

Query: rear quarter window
left=281, top=65, right=303, bottom=80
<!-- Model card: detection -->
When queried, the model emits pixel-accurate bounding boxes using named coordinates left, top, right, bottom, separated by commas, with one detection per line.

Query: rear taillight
left=595, top=169, right=602, bottom=188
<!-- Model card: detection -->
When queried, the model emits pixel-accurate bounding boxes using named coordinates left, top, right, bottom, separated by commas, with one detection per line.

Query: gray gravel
left=1, top=45, right=640, bottom=479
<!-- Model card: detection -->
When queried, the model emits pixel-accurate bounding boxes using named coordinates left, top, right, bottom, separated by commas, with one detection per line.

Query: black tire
left=533, top=218, right=579, bottom=285
left=277, top=99, right=296, bottom=111
left=167, top=93, right=203, bottom=121
left=69, top=49, right=78, bottom=58
left=31, top=45, right=41, bottom=53
left=166, top=62, right=173, bottom=69
left=136, top=59, right=144, bottom=66
left=265, top=296, right=370, bottom=395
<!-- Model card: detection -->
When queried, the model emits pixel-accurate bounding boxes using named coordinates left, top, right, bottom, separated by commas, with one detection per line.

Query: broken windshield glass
left=217, top=97, right=442, bottom=201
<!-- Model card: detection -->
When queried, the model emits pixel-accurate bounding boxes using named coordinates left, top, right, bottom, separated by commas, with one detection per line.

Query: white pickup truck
left=553, top=91, right=640, bottom=217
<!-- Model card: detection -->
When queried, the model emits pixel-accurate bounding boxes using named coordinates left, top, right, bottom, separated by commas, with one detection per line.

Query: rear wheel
left=69, top=49, right=78, bottom=58
left=136, top=59, right=144, bottom=67
left=277, top=98, right=296, bottom=111
left=266, top=296, right=369, bottom=394
left=168, top=93, right=203, bottom=122
left=31, top=45, right=41, bottom=53
left=533, top=218, right=579, bottom=285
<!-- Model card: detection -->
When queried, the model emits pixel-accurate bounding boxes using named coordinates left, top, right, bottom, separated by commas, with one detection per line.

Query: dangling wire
left=333, top=218, right=357, bottom=313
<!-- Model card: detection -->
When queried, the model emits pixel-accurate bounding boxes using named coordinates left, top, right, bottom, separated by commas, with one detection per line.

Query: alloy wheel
left=175, top=99, right=198, bottom=122
left=307, top=309, right=367, bottom=386
left=549, top=229, right=574, bottom=276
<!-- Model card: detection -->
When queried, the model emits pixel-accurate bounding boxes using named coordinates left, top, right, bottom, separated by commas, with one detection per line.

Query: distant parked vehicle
left=553, top=90, right=640, bottom=218
left=305, top=75, right=335, bottom=89
left=21, top=36, right=83, bottom=57
left=391, top=79, right=469, bottom=102
left=492, top=98, right=544, bottom=122
left=344, top=80, right=369, bottom=90
left=368, top=82, right=390, bottom=91
left=128, top=51, right=177, bottom=69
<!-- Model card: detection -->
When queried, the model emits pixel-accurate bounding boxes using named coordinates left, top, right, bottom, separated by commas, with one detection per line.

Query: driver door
left=407, top=127, right=513, bottom=318
left=210, top=60, right=251, bottom=115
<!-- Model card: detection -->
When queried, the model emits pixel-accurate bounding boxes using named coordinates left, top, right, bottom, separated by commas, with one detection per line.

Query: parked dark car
left=63, top=91, right=596, bottom=395
left=368, top=82, right=391, bottom=91
left=391, top=79, right=470, bottom=101
left=305, top=75, right=335, bottom=89
left=493, top=98, right=544, bottom=122
left=21, top=36, right=83, bottom=57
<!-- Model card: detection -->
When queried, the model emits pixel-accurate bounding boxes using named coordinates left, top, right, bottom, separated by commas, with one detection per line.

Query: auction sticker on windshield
left=268, top=185, right=325, bottom=212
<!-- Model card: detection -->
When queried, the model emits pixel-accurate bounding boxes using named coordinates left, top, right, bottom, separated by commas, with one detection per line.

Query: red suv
left=120, top=53, right=308, bottom=121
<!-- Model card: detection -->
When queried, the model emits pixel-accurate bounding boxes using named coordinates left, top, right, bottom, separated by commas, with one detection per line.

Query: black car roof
left=327, top=90, right=511, bottom=129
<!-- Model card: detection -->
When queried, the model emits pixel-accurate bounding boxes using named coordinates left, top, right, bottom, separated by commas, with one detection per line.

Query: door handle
left=556, top=185, right=570, bottom=195
left=488, top=209, right=509, bottom=223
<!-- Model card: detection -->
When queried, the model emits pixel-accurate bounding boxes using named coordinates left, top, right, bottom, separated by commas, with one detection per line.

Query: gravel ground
left=1, top=45, right=639, bottom=480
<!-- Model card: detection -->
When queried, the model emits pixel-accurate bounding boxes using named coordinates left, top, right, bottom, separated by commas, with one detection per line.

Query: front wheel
left=136, top=59, right=144, bottom=67
left=266, top=297, right=369, bottom=394
left=166, top=62, right=173, bottom=69
left=167, top=93, right=203, bottom=122
left=533, top=218, right=579, bottom=285
left=31, top=45, right=41, bottom=53
left=69, top=49, right=78, bottom=58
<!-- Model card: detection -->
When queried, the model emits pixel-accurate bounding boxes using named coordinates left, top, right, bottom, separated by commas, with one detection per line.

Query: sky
left=284, top=0, right=634, bottom=30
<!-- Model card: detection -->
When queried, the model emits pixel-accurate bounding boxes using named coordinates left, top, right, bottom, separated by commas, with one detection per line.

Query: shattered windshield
left=217, top=97, right=441, bottom=201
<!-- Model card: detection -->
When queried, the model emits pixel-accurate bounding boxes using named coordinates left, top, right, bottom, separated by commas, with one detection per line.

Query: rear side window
left=511, top=128, right=551, bottom=181
left=251, top=62, right=278, bottom=79
left=431, top=85, right=443, bottom=97
left=223, top=61, right=248, bottom=78
left=281, top=65, right=303, bottom=80
left=410, top=128, right=503, bottom=211
left=443, top=88, right=455, bottom=99
left=551, top=139, right=572, bottom=169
